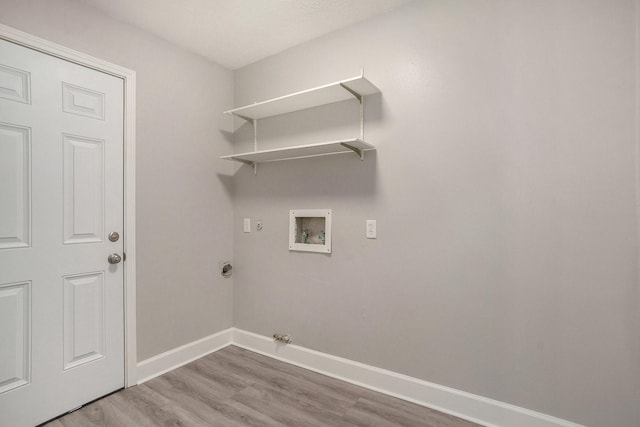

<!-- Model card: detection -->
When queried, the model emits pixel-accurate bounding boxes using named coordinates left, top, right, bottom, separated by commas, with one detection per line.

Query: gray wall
left=0, top=0, right=235, bottom=361
left=232, top=1, right=640, bottom=426
left=2, top=0, right=638, bottom=425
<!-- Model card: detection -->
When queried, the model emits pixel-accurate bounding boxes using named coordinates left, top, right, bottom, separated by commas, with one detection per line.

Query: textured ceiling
left=76, top=0, right=414, bottom=70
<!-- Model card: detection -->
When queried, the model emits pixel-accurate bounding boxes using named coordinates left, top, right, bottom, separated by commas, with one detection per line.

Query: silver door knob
left=108, top=253, right=122, bottom=264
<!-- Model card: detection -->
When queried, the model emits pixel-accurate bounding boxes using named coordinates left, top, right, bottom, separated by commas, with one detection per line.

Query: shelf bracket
left=339, top=83, right=365, bottom=140
left=228, top=116, right=259, bottom=174
left=230, top=112, right=254, bottom=123
left=339, top=83, right=363, bottom=104
left=233, top=158, right=255, bottom=167
left=253, top=119, right=258, bottom=152
left=341, top=142, right=365, bottom=160
left=234, top=158, right=257, bottom=175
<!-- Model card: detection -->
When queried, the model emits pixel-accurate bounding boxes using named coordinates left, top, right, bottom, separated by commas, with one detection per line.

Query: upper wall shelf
left=224, top=75, right=380, bottom=121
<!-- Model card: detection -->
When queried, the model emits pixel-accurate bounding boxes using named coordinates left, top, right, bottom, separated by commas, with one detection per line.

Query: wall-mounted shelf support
left=339, top=83, right=363, bottom=104
left=234, top=158, right=255, bottom=167
left=340, top=142, right=365, bottom=160
left=233, top=113, right=254, bottom=123
left=252, top=119, right=258, bottom=174
left=222, top=71, right=380, bottom=172
left=339, top=79, right=365, bottom=140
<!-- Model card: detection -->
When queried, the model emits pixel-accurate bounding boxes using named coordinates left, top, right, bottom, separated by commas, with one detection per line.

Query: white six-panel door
left=0, top=38, right=124, bottom=426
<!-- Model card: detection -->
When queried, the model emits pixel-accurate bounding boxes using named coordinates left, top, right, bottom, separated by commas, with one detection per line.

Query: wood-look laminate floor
left=45, top=346, right=481, bottom=427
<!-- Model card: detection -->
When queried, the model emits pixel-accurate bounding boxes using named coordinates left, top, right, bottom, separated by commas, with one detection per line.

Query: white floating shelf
left=221, top=139, right=375, bottom=165
left=224, top=75, right=380, bottom=120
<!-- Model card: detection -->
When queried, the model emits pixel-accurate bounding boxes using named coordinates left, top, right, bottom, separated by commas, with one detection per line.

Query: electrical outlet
left=243, top=218, right=251, bottom=233
left=366, top=219, right=376, bottom=239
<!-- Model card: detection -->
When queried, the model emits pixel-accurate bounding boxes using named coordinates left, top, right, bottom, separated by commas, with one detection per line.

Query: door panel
left=63, top=272, right=105, bottom=370
left=0, top=64, right=30, bottom=104
left=63, top=133, right=105, bottom=244
left=0, top=281, right=30, bottom=395
left=62, top=82, right=105, bottom=120
left=0, top=123, right=30, bottom=249
left=0, top=37, right=124, bottom=426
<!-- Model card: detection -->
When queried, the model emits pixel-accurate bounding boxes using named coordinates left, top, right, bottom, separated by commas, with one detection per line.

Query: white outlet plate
left=366, top=219, right=376, bottom=239
left=243, top=218, right=251, bottom=233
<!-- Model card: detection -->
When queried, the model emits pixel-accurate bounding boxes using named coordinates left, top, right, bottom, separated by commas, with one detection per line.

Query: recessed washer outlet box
left=289, top=209, right=332, bottom=253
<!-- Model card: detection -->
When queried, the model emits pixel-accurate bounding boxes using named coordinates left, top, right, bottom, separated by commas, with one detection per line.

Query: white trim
left=136, top=328, right=233, bottom=384
left=135, top=327, right=586, bottom=427
left=231, top=329, right=586, bottom=427
left=0, top=24, right=138, bottom=387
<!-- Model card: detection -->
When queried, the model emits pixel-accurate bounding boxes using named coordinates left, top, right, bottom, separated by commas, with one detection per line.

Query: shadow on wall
left=232, top=149, right=378, bottom=200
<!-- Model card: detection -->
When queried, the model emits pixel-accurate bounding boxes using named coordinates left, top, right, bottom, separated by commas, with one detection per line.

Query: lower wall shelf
left=221, top=138, right=375, bottom=166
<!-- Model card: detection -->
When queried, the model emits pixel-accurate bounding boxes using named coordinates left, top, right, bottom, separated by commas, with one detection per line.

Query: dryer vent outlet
left=220, top=261, right=232, bottom=278
left=273, top=333, right=292, bottom=344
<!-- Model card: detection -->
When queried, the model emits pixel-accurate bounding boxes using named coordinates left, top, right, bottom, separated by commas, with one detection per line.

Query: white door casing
left=0, top=25, right=137, bottom=426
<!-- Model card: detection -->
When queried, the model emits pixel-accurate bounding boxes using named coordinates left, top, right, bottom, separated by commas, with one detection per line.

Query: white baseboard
left=136, top=327, right=584, bottom=427
left=136, top=328, right=233, bottom=384
left=231, top=328, right=585, bottom=427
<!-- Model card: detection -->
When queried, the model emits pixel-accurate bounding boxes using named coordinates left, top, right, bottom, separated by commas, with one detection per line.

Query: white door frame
left=0, top=24, right=138, bottom=387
